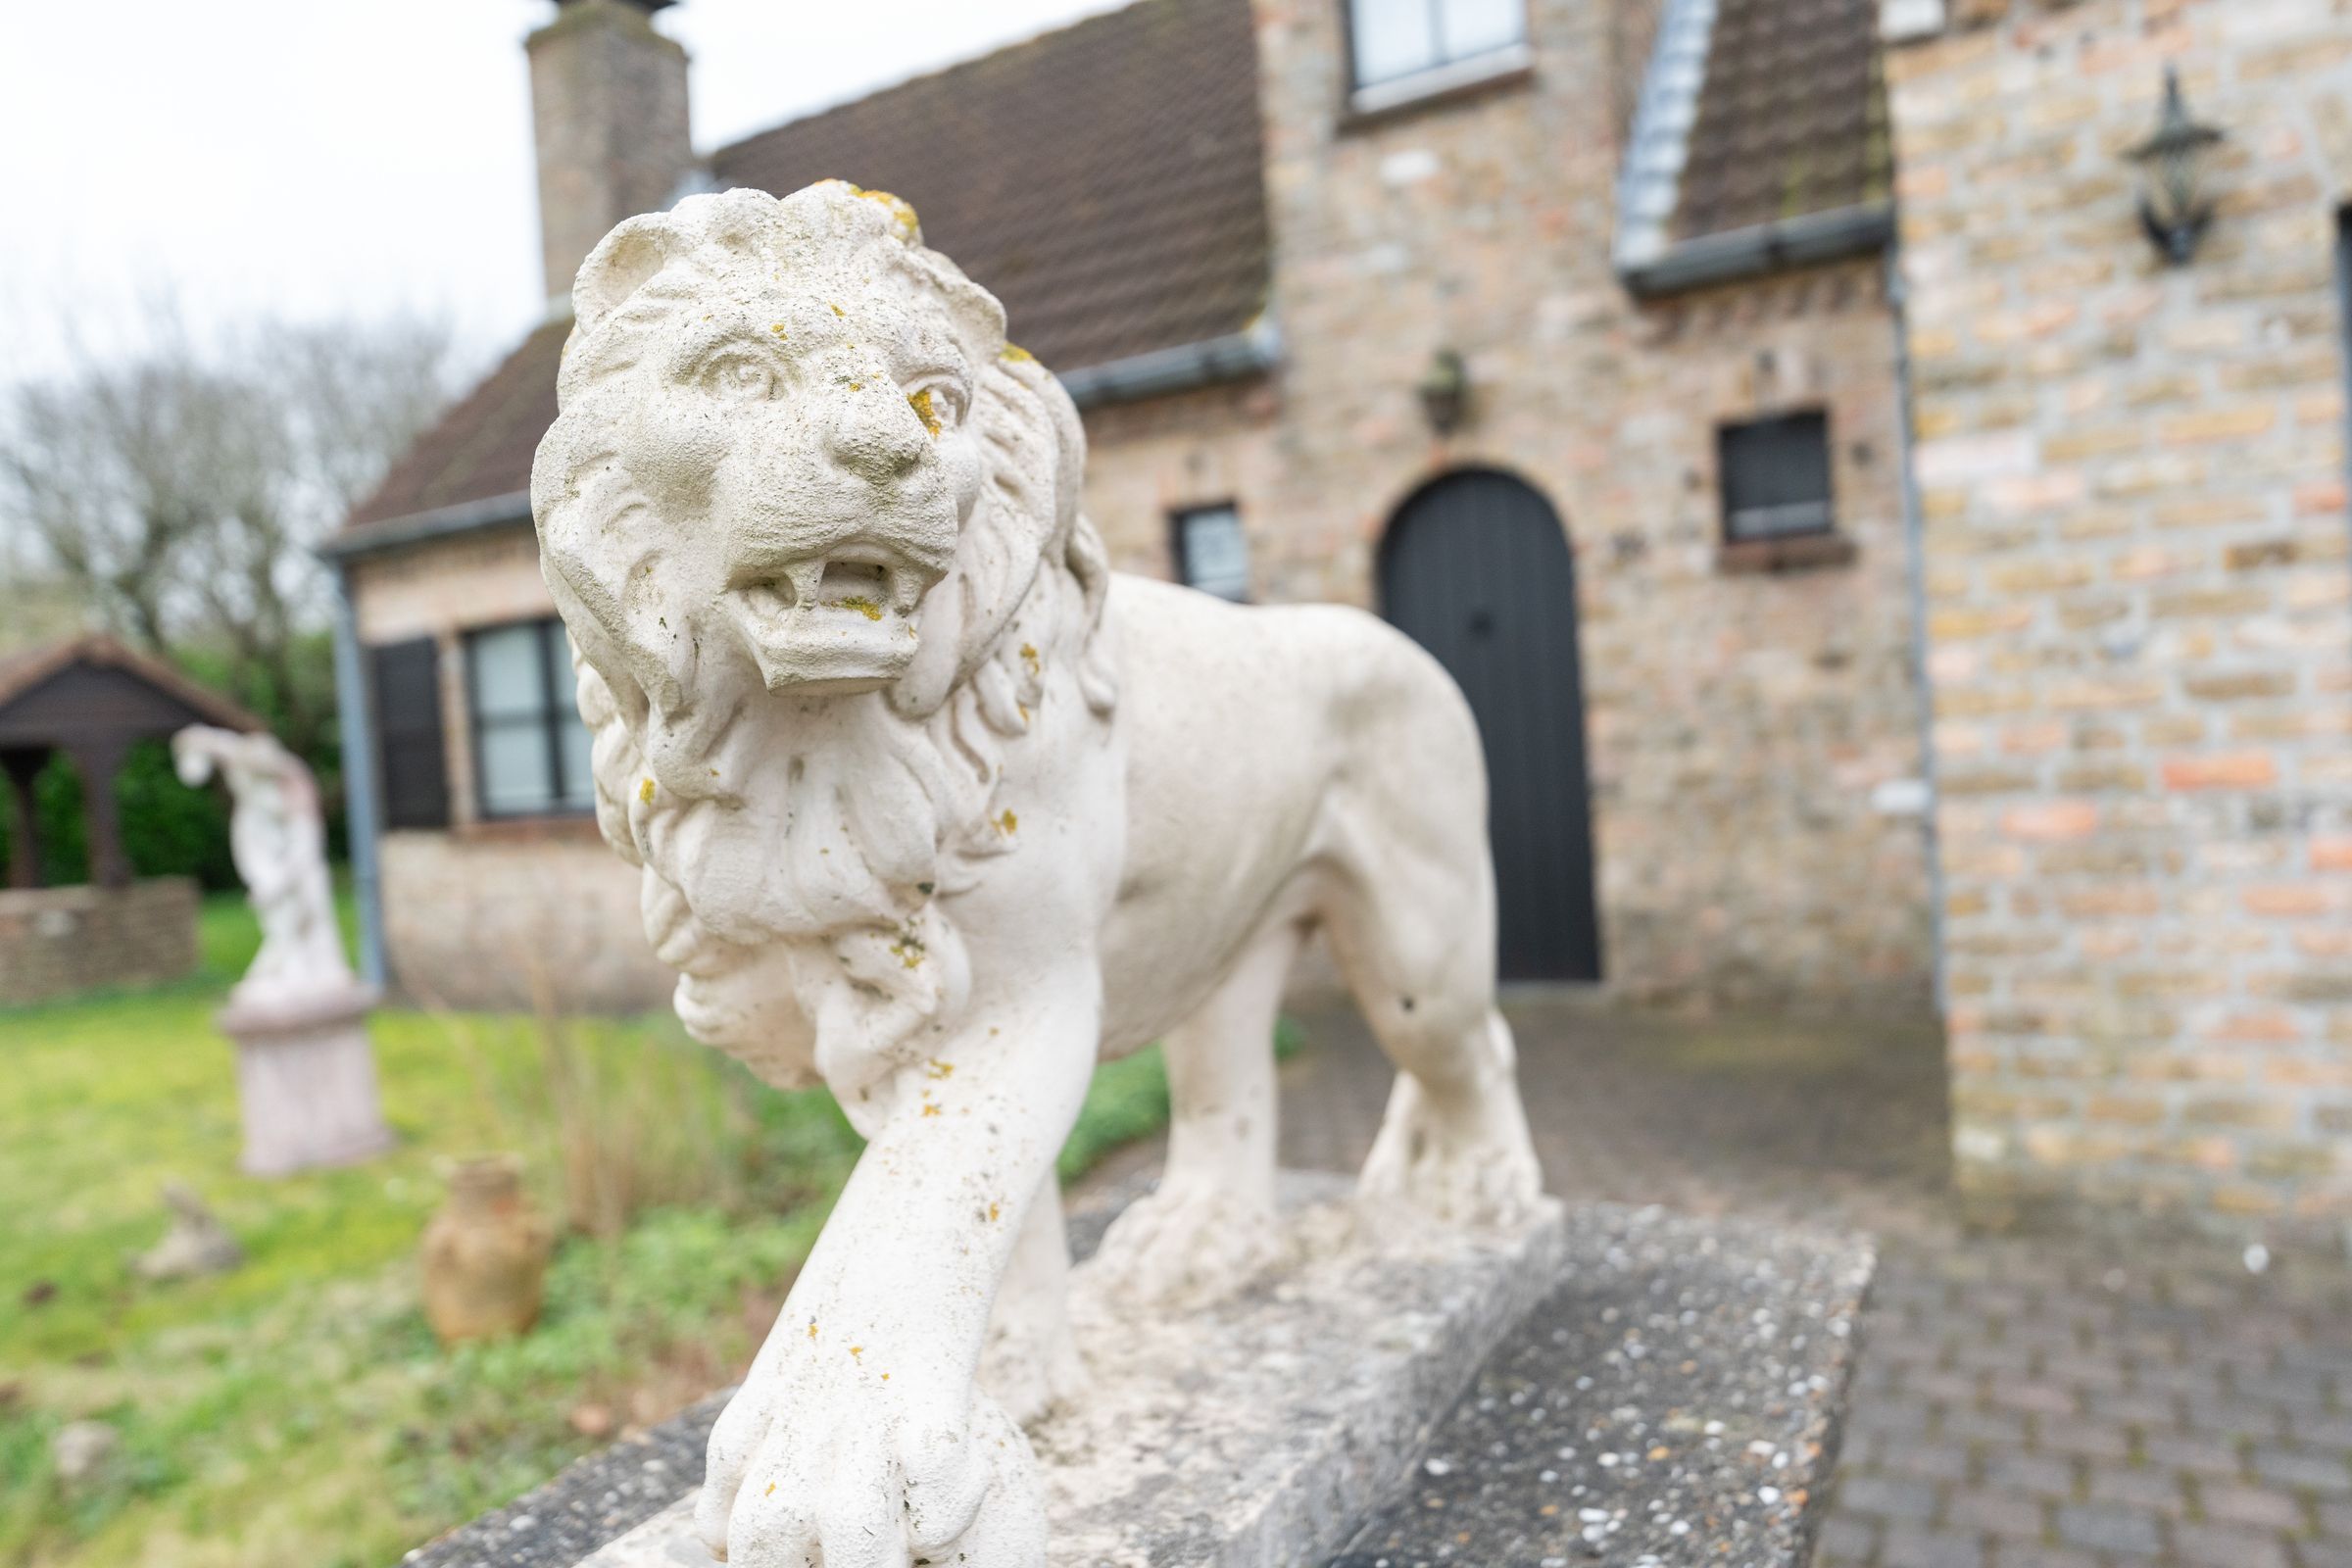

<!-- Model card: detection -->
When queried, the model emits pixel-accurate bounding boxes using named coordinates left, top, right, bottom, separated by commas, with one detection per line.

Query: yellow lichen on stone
left=908, top=387, right=942, bottom=437
left=830, top=303, right=845, bottom=317
left=996, top=808, right=1018, bottom=836
left=850, top=185, right=922, bottom=241
left=832, top=595, right=884, bottom=621
left=770, top=322, right=788, bottom=337
left=638, top=777, right=655, bottom=805
left=999, top=343, right=1035, bottom=364
left=1019, top=642, right=1041, bottom=675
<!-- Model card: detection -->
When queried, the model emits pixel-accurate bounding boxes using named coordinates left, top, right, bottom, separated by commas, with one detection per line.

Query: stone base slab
left=404, top=1191, right=1874, bottom=1568
left=567, top=1174, right=1568, bottom=1568
left=219, top=982, right=394, bottom=1175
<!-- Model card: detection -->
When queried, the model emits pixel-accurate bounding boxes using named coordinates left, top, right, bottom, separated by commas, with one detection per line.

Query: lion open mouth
left=723, top=546, right=933, bottom=693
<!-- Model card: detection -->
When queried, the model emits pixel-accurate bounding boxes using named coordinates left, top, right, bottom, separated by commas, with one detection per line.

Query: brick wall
left=1886, top=0, right=2352, bottom=1238
left=0, top=878, right=198, bottom=1005
left=1098, top=0, right=1936, bottom=1009
left=353, top=525, right=674, bottom=1013
left=378, top=827, right=671, bottom=1013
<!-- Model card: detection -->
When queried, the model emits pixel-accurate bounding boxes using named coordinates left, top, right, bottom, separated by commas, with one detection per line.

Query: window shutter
left=369, top=638, right=450, bottom=830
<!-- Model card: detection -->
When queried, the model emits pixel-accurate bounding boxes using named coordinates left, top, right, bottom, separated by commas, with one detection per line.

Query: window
left=1348, top=0, right=1526, bottom=94
left=1172, top=504, right=1251, bottom=602
left=369, top=637, right=449, bottom=830
left=1719, top=413, right=1836, bottom=542
left=466, top=619, right=595, bottom=818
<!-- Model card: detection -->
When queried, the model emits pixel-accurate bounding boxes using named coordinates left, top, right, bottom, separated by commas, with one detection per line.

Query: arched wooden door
left=1380, top=470, right=1602, bottom=982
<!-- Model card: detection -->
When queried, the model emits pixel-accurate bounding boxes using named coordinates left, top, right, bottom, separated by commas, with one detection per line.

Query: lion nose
left=823, top=383, right=928, bottom=487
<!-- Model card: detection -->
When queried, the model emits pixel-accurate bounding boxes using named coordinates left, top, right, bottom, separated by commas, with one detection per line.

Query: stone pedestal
left=413, top=1184, right=1871, bottom=1568
left=217, top=981, right=394, bottom=1175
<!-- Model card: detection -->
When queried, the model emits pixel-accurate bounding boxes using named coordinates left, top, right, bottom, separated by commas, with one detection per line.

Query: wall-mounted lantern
left=2127, top=66, right=2225, bottom=266
left=1417, top=349, right=1469, bottom=435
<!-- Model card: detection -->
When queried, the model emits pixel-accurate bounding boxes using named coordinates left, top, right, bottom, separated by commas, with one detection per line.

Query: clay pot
left=420, top=1155, right=554, bottom=1345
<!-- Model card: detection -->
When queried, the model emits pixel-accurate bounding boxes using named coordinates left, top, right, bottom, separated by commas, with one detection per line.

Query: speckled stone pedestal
left=217, top=981, right=393, bottom=1175
left=404, top=1189, right=1872, bottom=1568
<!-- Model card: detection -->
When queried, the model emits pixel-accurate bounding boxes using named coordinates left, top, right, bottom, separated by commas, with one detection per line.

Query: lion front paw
left=695, top=1376, right=1046, bottom=1567
left=1358, top=1072, right=1544, bottom=1229
left=1086, top=1178, right=1283, bottom=1310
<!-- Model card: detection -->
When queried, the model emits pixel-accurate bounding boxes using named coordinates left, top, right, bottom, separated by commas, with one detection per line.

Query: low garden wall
left=0, top=877, right=198, bottom=1005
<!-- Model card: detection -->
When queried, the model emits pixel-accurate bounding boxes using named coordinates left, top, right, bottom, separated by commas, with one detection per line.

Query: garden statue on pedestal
left=531, top=181, right=1545, bottom=1568
left=173, top=724, right=391, bottom=1174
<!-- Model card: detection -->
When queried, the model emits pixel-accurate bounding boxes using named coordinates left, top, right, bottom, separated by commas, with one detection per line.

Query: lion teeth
left=891, top=570, right=919, bottom=613
left=784, top=561, right=825, bottom=610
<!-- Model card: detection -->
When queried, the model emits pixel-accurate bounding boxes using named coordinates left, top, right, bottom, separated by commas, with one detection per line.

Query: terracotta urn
left=420, top=1155, right=554, bottom=1345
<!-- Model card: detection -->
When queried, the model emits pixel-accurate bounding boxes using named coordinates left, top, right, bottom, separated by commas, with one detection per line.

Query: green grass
left=0, top=892, right=1176, bottom=1568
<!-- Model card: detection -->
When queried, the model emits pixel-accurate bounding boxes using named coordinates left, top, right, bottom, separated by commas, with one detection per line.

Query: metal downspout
left=329, top=562, right=387, bottom=989
left=1886, top=245, right=1949, bottom=1014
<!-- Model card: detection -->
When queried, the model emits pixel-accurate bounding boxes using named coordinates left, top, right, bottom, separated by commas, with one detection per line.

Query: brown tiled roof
left=711, top=0, right=1268, bottom=373
left=343, top=320, right=566, bottom=533
left=1671, top=0, right=1891, bottom=242
left=339, top=0, right=1266, bottom=541
left=0, top=635, right=264, bottom=738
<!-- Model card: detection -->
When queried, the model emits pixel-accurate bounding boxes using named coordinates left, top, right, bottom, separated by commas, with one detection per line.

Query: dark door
left=1380, top=470, right=1601, bottom=982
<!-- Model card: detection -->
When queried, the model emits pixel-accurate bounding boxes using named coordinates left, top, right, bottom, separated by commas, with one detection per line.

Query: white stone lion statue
left=531, top=181, right=1542, bottom=1567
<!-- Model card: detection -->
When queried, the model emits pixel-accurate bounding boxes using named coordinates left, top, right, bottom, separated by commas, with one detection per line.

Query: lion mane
left=533, top=183, right=1117, bottom=1086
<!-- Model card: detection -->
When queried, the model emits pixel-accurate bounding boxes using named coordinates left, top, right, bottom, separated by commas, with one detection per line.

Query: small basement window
left=1347, top=0, right=1529, bottom=111
left=1172, top=504, right=1251, bottom=602
left=1720, top=412, right=1835, bottom=541
left=1716, top=412, right=1854, bottom=572
left=466, top=618, right=596, bottom=819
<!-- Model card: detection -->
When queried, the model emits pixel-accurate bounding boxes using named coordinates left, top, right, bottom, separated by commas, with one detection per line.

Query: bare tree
left=0, top=312, right=455, bottom=756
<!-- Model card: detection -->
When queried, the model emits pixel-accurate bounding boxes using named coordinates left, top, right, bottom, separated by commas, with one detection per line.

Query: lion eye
left=706, top=355, right=777, bottom=402
left=913, top=380, right=967, bottom=431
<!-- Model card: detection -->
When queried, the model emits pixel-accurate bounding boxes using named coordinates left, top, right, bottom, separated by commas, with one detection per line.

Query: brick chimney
left=526, top=0, right=694, bottom=314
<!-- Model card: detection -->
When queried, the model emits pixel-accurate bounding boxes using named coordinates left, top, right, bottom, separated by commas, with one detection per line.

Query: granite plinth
left=401, top=1192, right=1872, bottom=1568
left=217, top=980, right=393, bottom=1175
left=1332, top=1203, right=1874, bottom=1567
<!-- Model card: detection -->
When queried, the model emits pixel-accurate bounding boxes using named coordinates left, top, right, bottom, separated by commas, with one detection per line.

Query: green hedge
left=0, top=634, right=341, bottom=892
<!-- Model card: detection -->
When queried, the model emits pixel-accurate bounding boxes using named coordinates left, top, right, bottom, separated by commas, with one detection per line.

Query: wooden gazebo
left=0, top=637, right=264, bottom=1004
left=0, top=635, right=263, bottom=890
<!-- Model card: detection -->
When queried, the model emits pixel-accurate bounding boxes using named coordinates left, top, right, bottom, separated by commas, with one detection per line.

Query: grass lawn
left=0, top=893, right=1172, bottom=1568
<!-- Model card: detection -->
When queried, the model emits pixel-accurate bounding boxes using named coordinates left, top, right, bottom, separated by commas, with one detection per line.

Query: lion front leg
left=695, top=981, right=1100, bottom=1568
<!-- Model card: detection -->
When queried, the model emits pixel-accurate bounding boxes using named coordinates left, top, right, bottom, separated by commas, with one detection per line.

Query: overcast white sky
left=0, top=0, right=1126, bottom=382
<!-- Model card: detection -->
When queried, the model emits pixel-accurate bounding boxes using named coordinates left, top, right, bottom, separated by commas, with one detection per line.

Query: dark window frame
left=1342, top=0, right=1529, bottom=93
left=1718, top=410, right=1838, bottom=545
left=1169, top=501, right=1252, bottom=602
left=463, top=616, right=592, bottom=822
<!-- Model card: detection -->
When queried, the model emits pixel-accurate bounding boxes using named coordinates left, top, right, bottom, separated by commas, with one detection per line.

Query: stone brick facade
left=1069, top=0, right=1939, bottom=1009
left=0, top=878, right=198, bottom=1006
left=1886, top=0, right=2352, bottom=1239
left=351, top=524, right=673, bottom=1013
left=377, top=827, right=672, bottom=1014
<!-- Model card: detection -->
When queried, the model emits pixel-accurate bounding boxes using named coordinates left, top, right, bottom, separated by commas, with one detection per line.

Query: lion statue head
left=532, top=182, right=1115, bottom=1086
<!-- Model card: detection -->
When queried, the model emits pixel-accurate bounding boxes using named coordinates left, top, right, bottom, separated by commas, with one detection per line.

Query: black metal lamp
left=2127, top=67, right=2225, bottom=266
left=1417, top=349, right=1469, bottom=435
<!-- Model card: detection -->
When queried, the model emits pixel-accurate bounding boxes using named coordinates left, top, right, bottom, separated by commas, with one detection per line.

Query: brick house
left=325, top=0, right=2352, bottom=1238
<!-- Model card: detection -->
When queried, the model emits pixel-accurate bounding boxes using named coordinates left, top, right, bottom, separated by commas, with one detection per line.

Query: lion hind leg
left=1086, top=916, right=1296, bottom=1308
left=1321, top=855, right=1544, bottom=1228
left=980, top=1169, right=1083, bottom=1427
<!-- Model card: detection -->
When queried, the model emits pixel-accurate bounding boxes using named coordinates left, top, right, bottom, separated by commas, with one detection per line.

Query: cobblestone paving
left=1217, top=994, right=2352, bottom=1568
